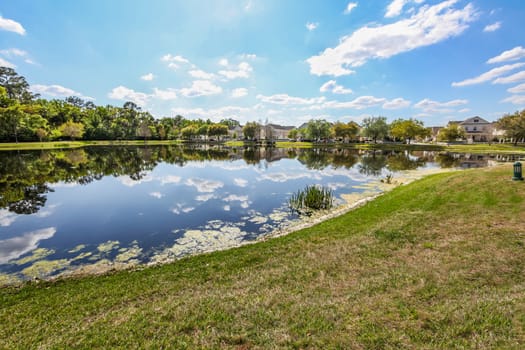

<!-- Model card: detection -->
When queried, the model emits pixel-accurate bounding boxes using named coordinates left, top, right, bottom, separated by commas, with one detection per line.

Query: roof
left=460, top=116, right=490, bottom=125
left=267, top=123, right=295, bottom=130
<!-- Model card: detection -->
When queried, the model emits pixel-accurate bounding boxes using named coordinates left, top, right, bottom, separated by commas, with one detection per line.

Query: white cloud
left=0, top=227, right=56, bottom=264
left=257, top=93, right=325, bottom=105
left=149, top=192, right=163, bottom=199
left=344, top=2, right=358, bottom=15
left=493, top=71, right=525, bottom=85
left=452, top=63, right=525, bottom=87
left=140, top=73, right=154, bottom=81
left=0, top=15, right=25, bottom=35
left=161, top=54, right=190, bottom=69
left=382, top=97, right=411, bottom=109
left=152, top=87, right=177, bottom=100
left=502, top=95, right=525, bottom=105
left=185, top=178, right=224, bottom=193
left=487, top=46, right=525, bottom=64
left=259, top=172, right=317, bottom=183
left=322, top=95, right=386, bottom=110
left=0, top=209, right=17, bottom=227
left=179, top=80, right=222, bottom=97
left=306, top=22, right=318, bottom=31
left=223, top=194, right=248, bottom=202
left=231, top=88, right=248, bottom=98
left=508, top=83, right=525, bottom=94
left=172, top=105, right=250, bottom=122
left=385, top=0, right=424, bottom=18
left=188, top=69, right=216, bottom=80
left=218, top=62, right=253, bottom=79
left=160, top=175, right=182, bottom=185
left=196, top=194, right=215, bottom=202
left=307, top=0, right=477, bottom=76
left=458, top=108, right=471, bottom=113
left=108, top=85, right=149, bottom=106
left=0, top=48, right=27, bottom=57
left=117, top=175, right=153, bottom=187
left=319, top=80, right=353, bottom=94
left=483, top=21, right=501, bottom=32
left=31, top=84, right=94, bottom=100
left=239, top=53, right=257, bottom=60
left=233, top=178, right=248, bottom=187
left=0, top=57, right=15, bottom=68
left=219, top=58, right=229, bottom=66
left=414, top=98, right=468, bottom=113
left=223, top=205, right=231, bottom=211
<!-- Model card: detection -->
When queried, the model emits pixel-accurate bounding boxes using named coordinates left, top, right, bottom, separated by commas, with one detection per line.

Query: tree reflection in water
left=0, top=145, right=512, bottom=215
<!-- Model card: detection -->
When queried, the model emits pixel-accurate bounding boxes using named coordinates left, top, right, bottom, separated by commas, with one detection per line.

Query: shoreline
left=1, top=166, right=462, bottom=287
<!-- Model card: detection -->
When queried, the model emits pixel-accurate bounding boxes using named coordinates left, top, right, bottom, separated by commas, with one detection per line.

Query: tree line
left=1, top=66, right=523, bottom=144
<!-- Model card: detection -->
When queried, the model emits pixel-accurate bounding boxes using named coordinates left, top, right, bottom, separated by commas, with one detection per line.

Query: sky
left=0, top=0, right=524, bottom=127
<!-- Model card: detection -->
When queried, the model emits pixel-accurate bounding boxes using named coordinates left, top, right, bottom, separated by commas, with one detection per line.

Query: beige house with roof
left=458, top=116, right=493, bottom=143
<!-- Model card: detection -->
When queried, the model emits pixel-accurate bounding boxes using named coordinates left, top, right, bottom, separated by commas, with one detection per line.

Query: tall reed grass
left=289, top=185, right=334, bottom=215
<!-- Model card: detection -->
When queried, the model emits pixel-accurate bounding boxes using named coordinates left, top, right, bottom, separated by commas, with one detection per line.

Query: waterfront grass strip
left=1, top=165, right=524, bottom=348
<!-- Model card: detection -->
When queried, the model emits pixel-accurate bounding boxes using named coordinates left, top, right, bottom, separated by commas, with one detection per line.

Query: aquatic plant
left=289, top=185, right=334, bottom=215
left=381, top=173, right=394, bottom=184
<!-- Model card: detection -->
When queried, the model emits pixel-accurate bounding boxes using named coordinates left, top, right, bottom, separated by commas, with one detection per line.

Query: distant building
left=227, top=125, right=243, bottom=140
left=458, top=116, right=492, bottom=143
left=426, top=126, right=443, bottom=142
left=261, top=124, right=295, bottom=140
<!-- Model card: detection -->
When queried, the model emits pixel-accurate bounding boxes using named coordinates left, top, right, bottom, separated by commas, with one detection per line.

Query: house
left=426, top=126, right=443, bottom=142
left=227, top=125, right=243, bottom=140
left=459, top=116, right=493, bottom=143
left=261, top=124, right=295, bottom=140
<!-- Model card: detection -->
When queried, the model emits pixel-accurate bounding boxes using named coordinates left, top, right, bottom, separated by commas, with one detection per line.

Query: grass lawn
left=2, top=140, right=525, bottom=154
left=1, top=165, right=524, bottom=348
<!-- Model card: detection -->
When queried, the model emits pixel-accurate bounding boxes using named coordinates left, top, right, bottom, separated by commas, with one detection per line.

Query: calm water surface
left=0, top=146, right=520, bottom=284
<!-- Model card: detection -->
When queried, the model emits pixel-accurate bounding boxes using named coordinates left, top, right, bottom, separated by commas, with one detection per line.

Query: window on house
left=474, top=119, right=479, bottom=123
left=473, top=127, right=477, bottom=131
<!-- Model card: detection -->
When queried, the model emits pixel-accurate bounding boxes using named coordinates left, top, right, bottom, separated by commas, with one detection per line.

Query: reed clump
left=289, top=185, right=334, bottom=215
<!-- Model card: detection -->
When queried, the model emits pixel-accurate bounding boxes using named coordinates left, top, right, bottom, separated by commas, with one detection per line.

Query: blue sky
left=1, top=0, right=524, bottom=127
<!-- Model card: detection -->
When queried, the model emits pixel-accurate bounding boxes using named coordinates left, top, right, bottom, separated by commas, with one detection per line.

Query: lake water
left=0, top=146, right=520, bottom=284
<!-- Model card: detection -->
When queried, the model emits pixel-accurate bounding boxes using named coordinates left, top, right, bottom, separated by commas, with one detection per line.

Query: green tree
left=59, top=121, right=85, bottom=140
left=243, top=122, right=260, bottom=140
left=208, top=124, right=228, bottom=141
left=497, top=109, right=525, bottom=145
left=181, top=125, right=197, bottom=140
left=389, top=118, right=428, bottom=144
left=333, top=121, right=360, bottom=142
left=305, top=119, right=332, bottom=141
left=0, top=67, right=36, bottom=102
left=137, top=121, right=152, bottom=142
left=197, top=124, right=209, bottom=141
left=438, top=123, right=465, bottom=142
left=288, top=129, right=298, bottom=140
left=362, top=116, right=389, bottom=143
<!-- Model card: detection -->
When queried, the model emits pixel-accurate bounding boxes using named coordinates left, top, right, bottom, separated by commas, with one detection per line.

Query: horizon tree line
left=1, top=66, right=523, bottom=144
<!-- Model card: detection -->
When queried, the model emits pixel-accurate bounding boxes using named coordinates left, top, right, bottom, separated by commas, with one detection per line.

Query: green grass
left=1, top=165, right=525, bottom=348
left=0, top=140, right=183, bottom=150
left=2, top=140, right=525, bottom=154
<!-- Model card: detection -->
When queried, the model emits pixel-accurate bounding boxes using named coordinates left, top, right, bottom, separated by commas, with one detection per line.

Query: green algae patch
left=68, top=244, right=86, bottom=253
left=11, top=248, right=55, bottom=265
left=97, top=240, right=120, bottom=253
left=114, top=245, right=143, bottom=263
left=21, top=259, right=70, bottom=278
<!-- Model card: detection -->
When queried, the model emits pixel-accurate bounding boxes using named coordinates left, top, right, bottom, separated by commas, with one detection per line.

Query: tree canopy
left=497, top=109, right=525, bottom=145
left=389, top=118, right=429, bottom=144
left=361, top=116, right=389, bottom=143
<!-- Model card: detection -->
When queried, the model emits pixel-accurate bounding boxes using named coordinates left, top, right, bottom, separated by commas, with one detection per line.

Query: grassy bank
left=1, top=166, right=525, bottom=348
left=2, top=139, right=525, bottom=154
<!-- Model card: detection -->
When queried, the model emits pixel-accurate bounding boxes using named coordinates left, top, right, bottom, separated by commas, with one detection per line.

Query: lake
left=0, top=146, right=520, bottom=285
